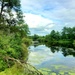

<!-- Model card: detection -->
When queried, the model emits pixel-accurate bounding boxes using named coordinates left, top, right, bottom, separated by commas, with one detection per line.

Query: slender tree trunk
left=0, top=0, right=4, bottom=20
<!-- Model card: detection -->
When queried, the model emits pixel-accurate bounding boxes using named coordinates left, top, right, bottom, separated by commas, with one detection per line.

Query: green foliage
left=0, top=0, right=21, bottom=25
left=31, top=26, right=75, bottom=48
left=19, top=24, right=30, bottom=37
left=22, top=37, right=32, bottom=47
left=0, top=31, right=31, bottom=72
left=0, top=63, right=43, bottom=75
left=58, top=40, right=72, bottom=47
left=44, top=27, right=75, bottom=47
left=37, top=36, right=45, bottom=43
left=32, top=34, right=39, bottom=41
left=30, top=35, right=45, bottom=43
left=0, top=33, right=13, bottom=71
left=73, top=40, right=75, bottom=47
left=62, top=27, right=75, bottom=40
left=0, top=0, right=31, bottom=73
left=0, top=0, right=41, bottom=75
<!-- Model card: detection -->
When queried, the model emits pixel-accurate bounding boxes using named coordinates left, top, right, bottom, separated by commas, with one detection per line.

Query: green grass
left=0, top=63, right=43, bottom=75
left=0, top=64, right=24, bottom=75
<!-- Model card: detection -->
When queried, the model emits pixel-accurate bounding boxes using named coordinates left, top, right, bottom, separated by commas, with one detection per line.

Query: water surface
left=28, top=45, right=75, bottom=75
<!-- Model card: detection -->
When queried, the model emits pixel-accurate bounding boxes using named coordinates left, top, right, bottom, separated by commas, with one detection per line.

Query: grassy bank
left=0, top=63, right=43, bottom=75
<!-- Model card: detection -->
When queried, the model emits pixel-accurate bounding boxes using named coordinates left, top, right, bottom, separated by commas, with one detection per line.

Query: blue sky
left=21, top=0, right=75, bottom=35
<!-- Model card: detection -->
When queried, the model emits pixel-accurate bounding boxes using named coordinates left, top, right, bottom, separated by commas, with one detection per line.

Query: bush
left=0, top=32, right=30, bottom=71
left=73, top=40, right=75, bottom=47
left=22, top=37, right=32, bottom=47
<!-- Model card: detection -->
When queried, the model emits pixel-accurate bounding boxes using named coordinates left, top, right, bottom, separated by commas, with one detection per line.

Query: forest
left=31, top=27, right=75, bottom=48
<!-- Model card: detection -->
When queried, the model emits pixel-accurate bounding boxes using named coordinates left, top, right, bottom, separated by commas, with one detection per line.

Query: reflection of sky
left=28, top=45, right=75, bottom=70
left=28, top=45, right=55, bottom=65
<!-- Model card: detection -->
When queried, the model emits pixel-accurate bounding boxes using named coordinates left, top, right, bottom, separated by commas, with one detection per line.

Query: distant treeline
left=30, top=27, right=75, bottom=48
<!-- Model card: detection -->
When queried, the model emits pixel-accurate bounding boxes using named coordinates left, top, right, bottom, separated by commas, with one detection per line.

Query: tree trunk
left=0, top=0, right=4, bottom=20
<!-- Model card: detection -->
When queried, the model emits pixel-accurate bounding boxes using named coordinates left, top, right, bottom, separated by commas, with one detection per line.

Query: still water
left=28, top=45, right=75, bottom=75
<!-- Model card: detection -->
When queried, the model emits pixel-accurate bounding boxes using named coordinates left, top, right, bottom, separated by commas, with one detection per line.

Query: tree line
left=31, top=27, right=75, bottom=48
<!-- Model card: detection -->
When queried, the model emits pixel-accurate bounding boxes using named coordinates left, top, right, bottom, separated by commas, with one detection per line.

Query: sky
left=21, top=0, right=75, bottom=35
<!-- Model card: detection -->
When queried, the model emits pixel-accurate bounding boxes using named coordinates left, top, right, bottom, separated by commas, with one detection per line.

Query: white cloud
left=21, top=0, right=75, bottom=23
left=23, top=13, right=55, bottom=35
left=24, top=13, right=54, bottom=28
left=21, top=0, right=75, bottom=35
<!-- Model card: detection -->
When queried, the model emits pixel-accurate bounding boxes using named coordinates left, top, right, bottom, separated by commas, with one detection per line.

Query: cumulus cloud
left=21, top=0, right=75, bottom=35
left=21, top=0, right=75, bottom=22
left=24, top=13, right=54, bottom=28
left=23, top=13, right=55, bottom=35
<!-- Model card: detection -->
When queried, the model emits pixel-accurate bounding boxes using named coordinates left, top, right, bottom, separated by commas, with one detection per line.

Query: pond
left=28, top=45, right=75, bottom=75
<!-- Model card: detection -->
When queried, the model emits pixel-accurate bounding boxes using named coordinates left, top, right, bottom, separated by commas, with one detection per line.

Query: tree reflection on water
left=33, top=43, right=75, bottom=57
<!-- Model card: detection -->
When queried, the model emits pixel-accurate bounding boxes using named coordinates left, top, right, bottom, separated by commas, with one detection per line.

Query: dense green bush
left=22, top=37, right=32, bottom=47
left=0, top=31, right=30, bottom=71
left=73, top=40, right=75, bottom=47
